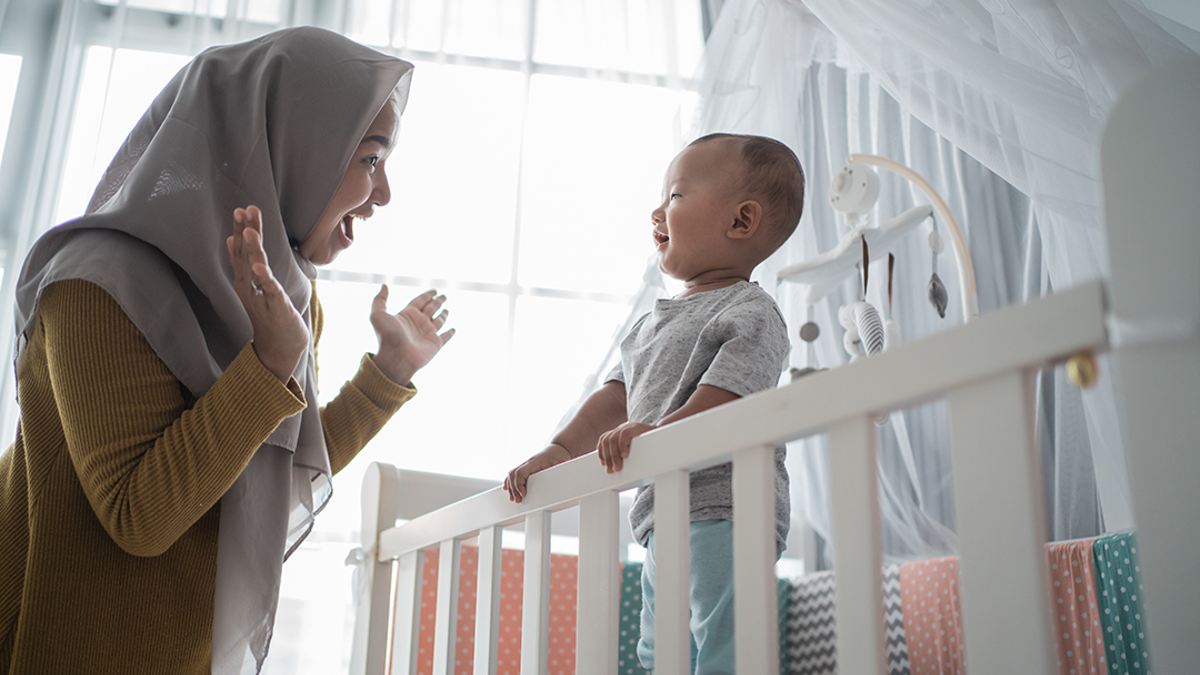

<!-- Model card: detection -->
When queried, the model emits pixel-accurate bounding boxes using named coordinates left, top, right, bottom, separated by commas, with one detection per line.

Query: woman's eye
left=366, top=156, right=380, bottom=167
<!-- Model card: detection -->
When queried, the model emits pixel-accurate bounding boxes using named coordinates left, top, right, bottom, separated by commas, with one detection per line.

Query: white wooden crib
left=348, top=62, right=1199, bottom=675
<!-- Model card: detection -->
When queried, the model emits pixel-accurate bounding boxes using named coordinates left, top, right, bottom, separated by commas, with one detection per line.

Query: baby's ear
left=728, top=200, right=763, bottom=240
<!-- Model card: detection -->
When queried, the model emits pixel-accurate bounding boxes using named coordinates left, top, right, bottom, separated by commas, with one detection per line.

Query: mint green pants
left=637, top=519, right=734, bottom=675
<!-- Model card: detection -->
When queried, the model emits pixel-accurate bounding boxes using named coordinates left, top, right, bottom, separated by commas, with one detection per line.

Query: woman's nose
left=374, top=168, right=391, bottom=207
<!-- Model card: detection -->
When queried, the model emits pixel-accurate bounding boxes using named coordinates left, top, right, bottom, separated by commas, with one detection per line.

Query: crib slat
left=577, top=491, right=620, bottom=675
left=828, top=415, right=885, bottom=675
left=391, top=550, right=425, bottom=675
left=521, top=511, right=552, bottom=675
left=946, top=370, right=1054, bottom=675
left=433, top=539, right=462, bottom=675
left=473, top=525, right=503, bottom=675
left=733, top=444, right=780, bottom=675
left=654, top=469, right=691, bottom=675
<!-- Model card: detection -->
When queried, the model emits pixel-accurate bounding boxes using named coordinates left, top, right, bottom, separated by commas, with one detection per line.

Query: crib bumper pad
left=1046, top=538, right=1106, bottom=675
left=1093, top=533, right=1151, bottom=675
left=398, top=535, right=1149, bottom=675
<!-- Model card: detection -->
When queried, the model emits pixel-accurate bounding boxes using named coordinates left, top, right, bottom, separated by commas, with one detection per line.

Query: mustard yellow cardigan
left=0, top=279, right=414, bottom=673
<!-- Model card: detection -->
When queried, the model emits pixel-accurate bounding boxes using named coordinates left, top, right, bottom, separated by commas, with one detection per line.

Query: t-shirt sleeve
left=698, top=297, right=790, bottom=397
left=603, top=312, right=650, bottom=385
left=603, top=361, right=625, bottom=385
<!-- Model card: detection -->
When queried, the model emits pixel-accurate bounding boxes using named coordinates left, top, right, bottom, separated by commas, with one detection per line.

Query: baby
left=504, top=132, right=804, bottom=674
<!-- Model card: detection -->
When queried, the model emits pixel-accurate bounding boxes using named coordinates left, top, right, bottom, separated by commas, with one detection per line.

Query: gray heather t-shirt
left=604, top=281, right=792, bottom=555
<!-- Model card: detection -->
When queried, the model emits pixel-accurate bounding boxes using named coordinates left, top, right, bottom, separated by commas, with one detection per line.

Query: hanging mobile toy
left=886, top=253, right=901, bottom=348
left=779, top=155, right=978, bottom=323
left=778, top=154, right=978, bottom=394
left=927, top=220, right=949, bottom=319
left=838, top=236, right=885, bottom=361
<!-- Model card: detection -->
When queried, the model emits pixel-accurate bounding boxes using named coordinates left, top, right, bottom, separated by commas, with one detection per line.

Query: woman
left=0, top=27, right=450, bottom=673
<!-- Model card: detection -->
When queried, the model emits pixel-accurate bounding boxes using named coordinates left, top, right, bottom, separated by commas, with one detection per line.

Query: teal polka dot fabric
left=1093, top=533, right=1152, bottom=675
left=619, top=563, right=651, bottom=674
left=777, top=577, right=792, bottom=674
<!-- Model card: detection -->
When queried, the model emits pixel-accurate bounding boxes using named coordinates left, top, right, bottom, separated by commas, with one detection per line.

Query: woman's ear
left=728, top=200, right=763, bottom=239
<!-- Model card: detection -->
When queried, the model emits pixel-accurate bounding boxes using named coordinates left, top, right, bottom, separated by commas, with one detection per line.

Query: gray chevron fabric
left=883, top=564, right=912, bottom=675
left=784, top=570, right=838, bottom=674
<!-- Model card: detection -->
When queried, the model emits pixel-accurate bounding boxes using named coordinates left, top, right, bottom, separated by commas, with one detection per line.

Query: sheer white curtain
left=643, top=0, right=1198, bottom=566
left=799, top=0, right=1200, bottom=541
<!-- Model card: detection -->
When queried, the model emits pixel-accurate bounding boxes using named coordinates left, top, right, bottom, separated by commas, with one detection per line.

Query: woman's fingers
left=405, top=289, right=436, bottom=309
left=232, top=208, right=274, bottom=298
left=400, top=289, right=442, bottom=317
left=226, top=205, right=309, bottom=382
left=422, top=293, right=447, bottom=317
left=250, top=261, right=286, bottom=301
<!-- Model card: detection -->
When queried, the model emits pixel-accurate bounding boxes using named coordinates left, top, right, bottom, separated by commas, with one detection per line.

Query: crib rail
left=355, top=279, right=1108, bottom=675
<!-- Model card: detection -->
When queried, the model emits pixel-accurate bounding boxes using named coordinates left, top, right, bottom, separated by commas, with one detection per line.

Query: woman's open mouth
left=341, top=214, right=359, bottom=243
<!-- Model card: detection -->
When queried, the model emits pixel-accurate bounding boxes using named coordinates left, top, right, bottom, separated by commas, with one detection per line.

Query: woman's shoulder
left=38, top=278, right=126, bottom=318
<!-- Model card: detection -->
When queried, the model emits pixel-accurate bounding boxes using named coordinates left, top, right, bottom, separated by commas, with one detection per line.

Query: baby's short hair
left=689, top=133, right=806, bottom=253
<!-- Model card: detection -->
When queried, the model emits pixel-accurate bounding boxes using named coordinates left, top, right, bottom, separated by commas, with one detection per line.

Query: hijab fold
left=12, top=27, right=413, bottom=674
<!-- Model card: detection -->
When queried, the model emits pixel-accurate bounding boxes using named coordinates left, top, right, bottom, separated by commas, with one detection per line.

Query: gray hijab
left=12, top=27, right=413, bottom=674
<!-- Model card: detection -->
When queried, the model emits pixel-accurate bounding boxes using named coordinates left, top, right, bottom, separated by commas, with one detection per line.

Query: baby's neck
left=678, top=274, right=750, bottom=298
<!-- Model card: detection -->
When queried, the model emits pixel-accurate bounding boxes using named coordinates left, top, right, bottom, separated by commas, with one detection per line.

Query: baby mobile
left=777, top=154, right=979, bottom=423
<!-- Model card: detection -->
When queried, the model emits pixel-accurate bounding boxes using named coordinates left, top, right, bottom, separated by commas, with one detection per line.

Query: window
left=27, top=2, right=704, bottom=670
left=0, top=54, right=22, bottom=164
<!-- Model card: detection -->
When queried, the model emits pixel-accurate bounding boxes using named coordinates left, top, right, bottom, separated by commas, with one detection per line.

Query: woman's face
left=300, top=95, right=400, bottom=265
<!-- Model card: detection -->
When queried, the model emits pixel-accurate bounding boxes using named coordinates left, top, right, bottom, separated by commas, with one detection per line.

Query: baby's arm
left=504, top=380, right=627, bottom=503
left=597, top=384, right=739, bottom=473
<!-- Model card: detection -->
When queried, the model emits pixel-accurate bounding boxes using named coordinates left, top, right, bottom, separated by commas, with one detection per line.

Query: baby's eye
left=670, top=193, right=681, bottom=200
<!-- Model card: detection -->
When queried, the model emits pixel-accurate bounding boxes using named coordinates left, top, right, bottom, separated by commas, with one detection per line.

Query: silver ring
left=251, top=280, right=264, bottom=296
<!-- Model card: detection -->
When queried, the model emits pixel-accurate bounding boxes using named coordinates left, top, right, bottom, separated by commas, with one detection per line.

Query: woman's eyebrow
left=362, top=135, right=392, bottom=149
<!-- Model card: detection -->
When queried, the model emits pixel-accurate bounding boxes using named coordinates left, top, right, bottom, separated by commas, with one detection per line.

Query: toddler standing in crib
left=504, top=132, right=803, bottom=675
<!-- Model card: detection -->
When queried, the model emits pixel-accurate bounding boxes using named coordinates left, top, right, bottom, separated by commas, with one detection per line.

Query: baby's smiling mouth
left=653, top=230, right=669, bottom=246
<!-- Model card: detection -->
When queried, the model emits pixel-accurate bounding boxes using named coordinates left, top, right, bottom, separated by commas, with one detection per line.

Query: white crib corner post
left=732, top=444, right=781, bottom=675
left=351, top=462, right=400, bottom=675
left=432, top=538, right=462, bottom=675
left=654, top=469, right=691, bottom=675
left=521, top=510, right=552, bottom=675
left=473, top=525, right=503, bottom=675
left=1101, top=57, right=1200, bottom=675
left=828, top=415, right=886, bottom=675
left=946, top=369, right=1055, bottom=675
left=577, top=490, right=621, bottom=675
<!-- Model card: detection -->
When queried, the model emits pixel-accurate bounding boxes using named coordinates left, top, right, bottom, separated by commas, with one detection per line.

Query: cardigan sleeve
left=40, top=279, right=307, bottom=557
left=311, top=290, right=416, bottom=476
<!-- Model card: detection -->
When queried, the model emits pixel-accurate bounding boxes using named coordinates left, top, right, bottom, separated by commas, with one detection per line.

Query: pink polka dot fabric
left=1046, top=539, right=1104, bottom=675
left=899, top=556, right=965, bottom=675
left=410, top=545, right=580, bottom=674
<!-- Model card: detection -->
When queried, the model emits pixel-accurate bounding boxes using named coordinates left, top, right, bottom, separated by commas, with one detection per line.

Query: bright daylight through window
left=38, top=1, right=703, bottom=671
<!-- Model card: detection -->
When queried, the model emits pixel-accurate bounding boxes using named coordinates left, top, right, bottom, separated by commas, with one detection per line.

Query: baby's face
left=650, top=141, right=744, bottom=283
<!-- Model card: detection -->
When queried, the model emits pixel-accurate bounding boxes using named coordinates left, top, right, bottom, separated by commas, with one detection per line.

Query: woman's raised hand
left=368, top=286, right=455, bottom=387
left=227, top=205, right=310, bottom=382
